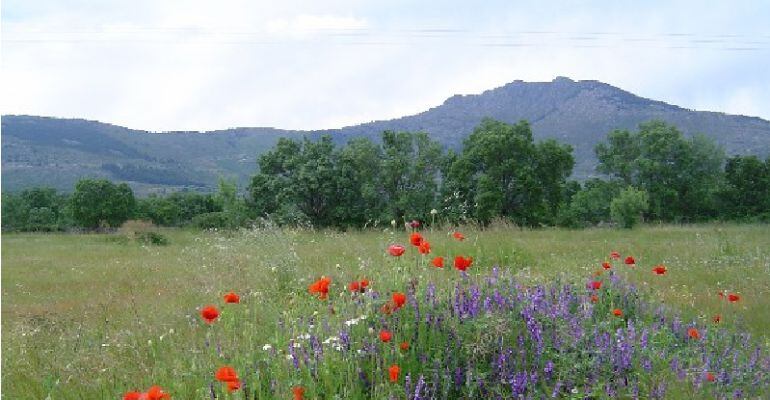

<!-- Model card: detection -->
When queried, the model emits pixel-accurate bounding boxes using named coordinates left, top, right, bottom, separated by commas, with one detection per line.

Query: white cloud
left=1, top=1, right=769, bottom=131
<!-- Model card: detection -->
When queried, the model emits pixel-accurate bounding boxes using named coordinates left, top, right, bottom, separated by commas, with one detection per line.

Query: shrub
left=610, top=187, right=649, bottom=228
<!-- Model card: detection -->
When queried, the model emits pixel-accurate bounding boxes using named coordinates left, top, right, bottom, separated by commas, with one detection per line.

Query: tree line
left=2, top=119, right=769, bottom=231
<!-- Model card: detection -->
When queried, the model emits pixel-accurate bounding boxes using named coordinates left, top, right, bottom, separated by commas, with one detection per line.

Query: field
left=2, top=224, right=770, bottom=399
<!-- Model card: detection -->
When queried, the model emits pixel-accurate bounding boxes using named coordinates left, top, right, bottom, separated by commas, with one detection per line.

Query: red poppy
left=652, top=265, right=667, bottom=275
left=610, top=251, right=621, bottom=259
left=360, top=279, right=370, bottom=289
left=215, top=366, right=239, bottom=383
left=612, top=308, right=623, bottom=317
left=388, top=364, right=401, bottom=383
left=399, top=341, right=409, bottom=351
left=589, top=281, right=602, bottom=290
left=688, top=328, right=700, bottom=340
left=379, top=329, right=392, bottom=343
left=392, top=292, right=407, bottom=309
left=388, top=244, right=406, bottom=257
left=418, top=241, right=431, bottom=255
left=602, top=262, right=612, bottom=270
left=224, top=292, right=240, bottom=304
left=410, top=233, right=424, bottom=247
left=145, top=386, right=171, bottom=400
left=705, top=372, right=715, bottom=382
left=308, top=277, right=332, bottom=299
left=452, top=231, right=465, bottom=241
left=226, top=381, right=241, bottom=392
left=624, top=256, right=635, bottom=265
left=728, top=293, right=740, bottom=303
left=454, top=256, right=473, bottom=271
left=590, top=294, right=599, bottom=303
left=123, top=392, right=142, bottom=400
left=718, top=291, right=725, bottom=299
left=713, top=314, right=721, bottom=324
left=200, top=305, right=220, bottom=324
left=349, top=281, right=360, bottom=292
left=292, top=386, right=305, bottom=400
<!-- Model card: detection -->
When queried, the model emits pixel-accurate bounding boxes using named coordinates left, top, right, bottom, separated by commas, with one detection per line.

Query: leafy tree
left=379, top=131, right=444, bottom=223
left=1, top=188, right=71, bottom=231
left=71, top=179, right=135, bottom=228
left=334, top=137, right=385, bottom=226
left=595, top=121, right=724, bottom=221
left=610, top=187, right=649, bottom=228
left=720, top=155, right=770, bottom=220
left=558, top=179, right=623, bottom=227
left=447, top=119, right=573, bottom=225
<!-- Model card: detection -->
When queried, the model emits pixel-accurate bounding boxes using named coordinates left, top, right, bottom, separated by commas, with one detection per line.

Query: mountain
left=3, top=77, right=770, bottom=195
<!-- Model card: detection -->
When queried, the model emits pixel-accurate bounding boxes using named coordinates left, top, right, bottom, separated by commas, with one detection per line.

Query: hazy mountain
left=3, top=77, right=769, bottom=195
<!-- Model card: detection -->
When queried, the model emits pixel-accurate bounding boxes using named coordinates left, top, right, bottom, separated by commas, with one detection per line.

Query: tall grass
left=2, top=224, right=769, bottom=398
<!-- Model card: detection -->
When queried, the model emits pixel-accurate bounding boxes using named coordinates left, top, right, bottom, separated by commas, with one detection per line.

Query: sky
left=2, top=0, right=769, bottom=132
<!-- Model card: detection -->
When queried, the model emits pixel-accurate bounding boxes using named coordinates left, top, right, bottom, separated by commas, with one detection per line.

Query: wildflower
left=388, top=364, right=401, bottom=383
left=612, top=308, right=623, bottom=317
left=688, top=328, right=700, bottom=340
left=624, top=256, right=635, bottom=265
left=589, top=281, right=602, bottom=290
left=388, top=244, right=406, bottom=257
left=652, top=265, right=667, bottom=275
left=409, top=220, right=421, bottom=228
left=200, top=305, right=220, bottom=324
left=410, top=232, right=424, bottom=246
left=705, top=372, right=716, bottom=382
left=728, top=293, right=740, bottom=302
left=360, top=279, right=369, bottom=289
left=226, top=381, right=241, bottom=392
left=292, top=386, right=305, bottom=400
left=215, top=366, right=239, bottom=383
left=602, top=262, right=611, bottom=270
left=392, top=292, right=407, bottom=309
left=712, top=314, right=721, bottom=324
left=431, top=256, right=444, bottom=268
left=590, top=294, right=599, bottom=303
left=399, top=341, right=409, bottom=351
left=145, top=386, right=171, bottom=400
left=224, top=292, right=240, bottom=304
left=349, top=281, right=360, bottom=292
left=430, top=209, right=438, bottom=215
left=610, top=251, right=621, bottom=259
left=390, top=220, right=396, bottom=227
left=454, top=256, right=473, bottom=272
left=418, top=241, right=431, bottom=255
left=379, top=330, right=392, bottom=343
left=123, top=392, right=142, bottom=400
left=452, top=231, right=465, bottom=241
left=718, top=291, right=725, bottom=299
left=308, top=277, right=331, bottom=299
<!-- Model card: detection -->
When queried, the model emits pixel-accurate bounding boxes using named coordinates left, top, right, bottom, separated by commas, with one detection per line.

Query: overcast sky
left=2, top=1, right=769, bottom=132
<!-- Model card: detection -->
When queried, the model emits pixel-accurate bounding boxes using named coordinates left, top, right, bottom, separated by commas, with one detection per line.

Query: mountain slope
left=3, top=77, right=769, bottom=195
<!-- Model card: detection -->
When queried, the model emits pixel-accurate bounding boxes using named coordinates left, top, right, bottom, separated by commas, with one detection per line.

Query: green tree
left=447, top=119, right=573, bottom=225
left=71, top=179, right=135, bottom=228
left=610, top=187, right=649, bottom=228
left=595, top=121, right=724, bottom=221
left=720, top=155, right=770, bottom=219
left=379, top=131, right=444, bottom=223
left=559, top=179, right=624, bottom=227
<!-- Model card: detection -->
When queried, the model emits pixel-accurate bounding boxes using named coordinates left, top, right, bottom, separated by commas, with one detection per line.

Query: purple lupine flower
left=544, top=360, right=554, bottom=380
left=289, top=340, right=300, bottom=369
left=414, top=374, right=426, bottom=400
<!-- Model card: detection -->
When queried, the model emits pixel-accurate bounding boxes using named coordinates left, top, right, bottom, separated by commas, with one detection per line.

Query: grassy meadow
left=2, top=223, right=770, bottom=399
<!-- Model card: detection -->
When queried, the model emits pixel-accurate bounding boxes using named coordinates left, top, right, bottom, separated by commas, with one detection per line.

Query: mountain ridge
left=3, top=77, right=769, bottom=195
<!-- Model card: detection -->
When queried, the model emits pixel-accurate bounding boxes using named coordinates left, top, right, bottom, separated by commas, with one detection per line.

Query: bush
left=610, top=187, right=649, bottom=228
left=136, top=231, right=169, bottom=246
left=190, top=212, right=231, bottom=229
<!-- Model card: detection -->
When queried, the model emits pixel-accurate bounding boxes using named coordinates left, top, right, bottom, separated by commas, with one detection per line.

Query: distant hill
left=3, top=77, right=769, bottom=195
